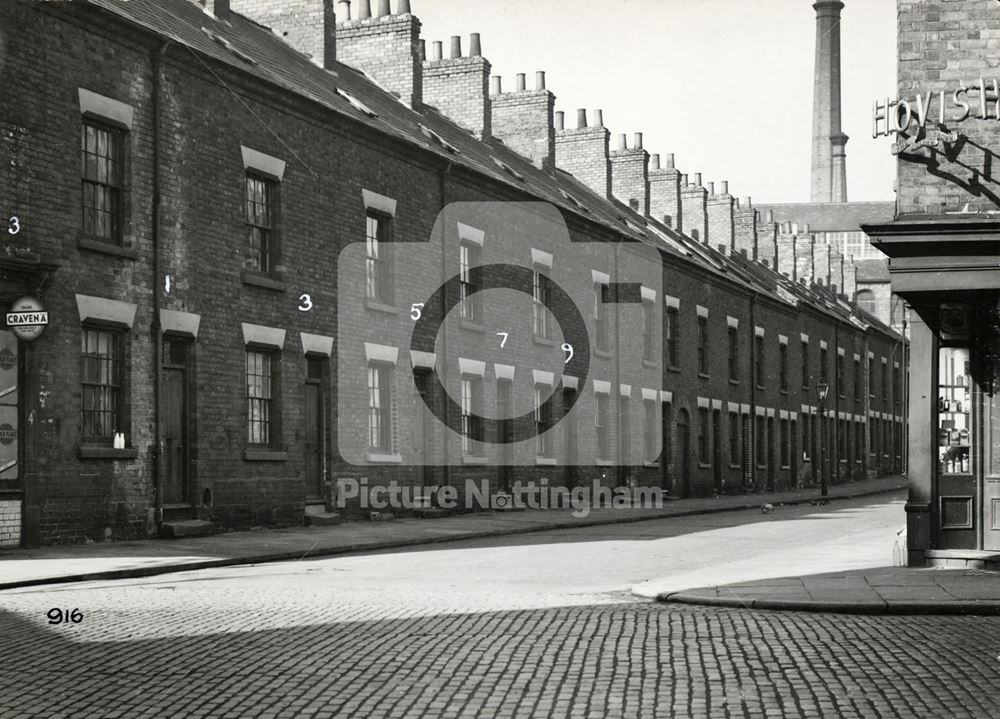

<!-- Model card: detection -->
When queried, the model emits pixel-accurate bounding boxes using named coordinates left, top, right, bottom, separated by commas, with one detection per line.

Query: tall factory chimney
left=810, top=0, right=848, bottom=203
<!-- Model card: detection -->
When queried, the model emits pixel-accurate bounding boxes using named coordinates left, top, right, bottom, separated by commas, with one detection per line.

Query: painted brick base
left=0, top=499, right=21, bottom=548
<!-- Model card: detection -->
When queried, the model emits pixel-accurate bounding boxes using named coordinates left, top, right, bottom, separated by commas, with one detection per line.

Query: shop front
left=865, top=218, right=1000, bottom=564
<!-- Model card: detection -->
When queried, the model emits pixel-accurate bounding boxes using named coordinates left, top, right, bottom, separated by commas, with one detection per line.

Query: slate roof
left=74, top=0, right=899, bottom=340
left=755, top=202, right=896, bottom=232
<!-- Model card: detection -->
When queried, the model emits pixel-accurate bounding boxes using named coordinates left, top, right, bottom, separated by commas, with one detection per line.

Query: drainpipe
left=437, top=160, right=453, bottom=497
left=151, top=40, right=171, bottom=529
left=834, top=320, right=841, bottom=484
left=614, top=241, right=623, bottom=488
left=748, top=291, right=758, bottom=493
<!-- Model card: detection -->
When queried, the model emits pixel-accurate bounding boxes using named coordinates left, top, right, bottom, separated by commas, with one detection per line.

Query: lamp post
left=816, top=382, right=829, bottom=499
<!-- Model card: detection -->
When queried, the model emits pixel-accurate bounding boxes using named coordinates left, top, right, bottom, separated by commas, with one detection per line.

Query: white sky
left=413, top=0, right=897, bottom=203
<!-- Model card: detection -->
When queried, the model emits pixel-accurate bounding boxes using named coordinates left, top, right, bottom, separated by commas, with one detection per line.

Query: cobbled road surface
left=3, top=493, right=999, bottom=718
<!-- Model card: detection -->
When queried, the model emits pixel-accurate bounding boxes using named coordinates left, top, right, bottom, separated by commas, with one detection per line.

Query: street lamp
left=816, top=382, right=829, bottom=499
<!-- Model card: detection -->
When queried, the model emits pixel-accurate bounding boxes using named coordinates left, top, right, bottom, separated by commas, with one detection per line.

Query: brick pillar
left=232, top=0, right=337, bottom=69
left=610, top=133, right=649, bottom=215
left=795, top=228, right=815, bottom=284
left=755, top=212, right=778, bottom=267
left=649, top=153, right=682, bottom=231
left=492, top=72, right=555, bottom=171
left=706, top=180, right=735, bottom=254
left=422, top=35, right=491, bottom=138
left=734, top=197, right=757, bottom=259
left=680, top=174, right=708, bottom=244
left=843, top=259, right=858, bottom=300
left=776, top=223, right=796, bottom=278
left=813, top=236, right=832, bottom=287
left=555, top=109, right=610, bottom=198
left=338, top=9, right=423, bottom=108
left=829, top=242, right=844, bottom=296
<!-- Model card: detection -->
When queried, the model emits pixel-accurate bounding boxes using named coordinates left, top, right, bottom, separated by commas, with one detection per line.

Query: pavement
left=656, top=567, right=1000, bottom=615
left=0, top=475, right=905, bottom=591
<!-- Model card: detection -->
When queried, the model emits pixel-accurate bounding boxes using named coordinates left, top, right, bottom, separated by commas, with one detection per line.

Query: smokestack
left=811, top=0, right=848, bottom=202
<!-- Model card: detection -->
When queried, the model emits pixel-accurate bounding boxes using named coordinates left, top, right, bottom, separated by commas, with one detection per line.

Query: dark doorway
left=561, top=385, right=576, bottom=488
left=661, top=403, right=672, bottom=492
left=676, top=408, right=690, bottom=498
left=766, top=417, right=776, bottom=491
left=162, top=336, right=192, bottom=506
left=712, top=409, right=722, bottom=494
left=497, top=377, right=514, bottom=492
left=414, top=370, right=436, bottom=489
left=304, top=356, right=326, bottom=499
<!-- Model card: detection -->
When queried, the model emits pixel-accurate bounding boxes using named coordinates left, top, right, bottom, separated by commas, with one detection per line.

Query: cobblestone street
left=3, top=496, right=999, bottom=718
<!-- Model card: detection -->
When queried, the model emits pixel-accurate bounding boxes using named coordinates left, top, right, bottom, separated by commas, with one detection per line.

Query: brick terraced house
left=0, top=0, right=904, bottom=547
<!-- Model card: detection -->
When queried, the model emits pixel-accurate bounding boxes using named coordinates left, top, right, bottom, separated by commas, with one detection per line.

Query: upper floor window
left=728, top=327, right=739, bottom=381
left=459, top=243, right=482, bottom=323
left=754, top=334, right=765, bottom=387
left=779, top=343, right=789, bottom=391
left=643, top=300, right=656, bottom=362
left=801, top=341, right=810, bottom=389
left=81, top=327, right=124, bottom=443
left=533, top=267, right=551, bottom=339
left=854, top=359, right=862, bottom=401
left=366, top=214, right=393, bottom=303
left=820, top=347, right=829, bottom=384
left=81, top=120, right=124, bottom=244
left=697, top=317, right=709, bottom=375
left=837, top=354, right=845, bottom=397
left=594, top=283, right=610, bottom=352
left=665, top=307, right=680, bottom=367
left=245, top=174, right=277, bottom=273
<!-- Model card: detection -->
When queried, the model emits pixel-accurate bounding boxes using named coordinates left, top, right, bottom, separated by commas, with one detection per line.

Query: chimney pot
left=555, top=110, right=564, bottom=131
left=357, top=0, right=371, bottom=19
left=397, top=0, right=411, bottom=13
left=742, top=196, right=752, bottom=207
left=535, top=71, right=546, bottom=90
left=803, top=223, right=810, bottom=234
left=576, top=109, right=588, bottom=128
left=681, top=173, right=688, bottom=186
left=337, top=0, right=351, bottom=21
left=766, top=210, right=774, bottom=223
left=432, top=40, right=443, bottom=61
left=515, top=73, right=526, bottom=91
left=617, top=134, right=627, bottom=151
left=707, top=182, right=715, bottom=196
left=376, top=0, right=390, bottom=17
left=469, top=32, right=481, bottom=57
left=650, top=153, right=660, bottom=170
left=490, top=75, right=501, bottom=95
left=665, top=153, right=675, bottom=169
left=693, top=172, right=702, bottom=187
left=633, top=132, right=643, bottom=150
left=720, top=180, right=728, bottom=195
left=450, top=35, right=462, bottom=58
left=594, top=109, right=604, bottom=127
left=418, top=38, right=426, bottom=61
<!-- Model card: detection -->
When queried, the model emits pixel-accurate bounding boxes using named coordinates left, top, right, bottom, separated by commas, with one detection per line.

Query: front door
left=162, top=336, right=191, bottom=505
left=304, top=357, right=325, bottom=499
left=712, top=409, right=722, bottom=494
left=767, top=417, right=776, bottom=491
left=676, top=409, right=690, bottom=498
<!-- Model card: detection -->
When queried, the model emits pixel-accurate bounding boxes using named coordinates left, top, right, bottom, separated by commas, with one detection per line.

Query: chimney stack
left=492, top=71, right=556, bottom=170
left=610, top=131, right=650, bottom=214
left=337, top=0, right=423, bottom=108
left=706, top=179, right=735, bottom=253
left=556, top=108, right=611, bottom=198
left=424, top=32, right=492, bottom=138
left=649, top=152, right=682, bottom=231
left=680, top=174, right=708, bottom=243
left=231, top=0, right=336, bottom=69
left=734, top=196, right=757, bottom=259
left=776, top=223, right=796, bottom=279
left=794, top=228, right=815, bottom=284
left=755, top=212, right=778, bottom=267
left=811, top=0, right=848, bottom=202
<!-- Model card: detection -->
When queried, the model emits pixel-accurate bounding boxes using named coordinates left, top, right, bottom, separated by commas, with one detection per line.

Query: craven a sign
left=873, top=79, right=1000, bottom=153
left=5, top=296, right=48, bottom=342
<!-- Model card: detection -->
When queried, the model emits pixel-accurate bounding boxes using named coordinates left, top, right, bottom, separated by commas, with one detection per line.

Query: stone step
left=160, top=519, right=216, bottom=539
left=413, top=507, right=449, bottom=519
left=305, top=511, right=342, bottom=527
left=368, top=511, right=396, bottom=522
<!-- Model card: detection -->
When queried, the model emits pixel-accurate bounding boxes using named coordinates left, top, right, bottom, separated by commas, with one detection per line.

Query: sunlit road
left=4, top=491, right=1000, bottom=718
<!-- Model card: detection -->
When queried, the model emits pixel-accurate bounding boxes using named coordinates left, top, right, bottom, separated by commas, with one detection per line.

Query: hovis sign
left=5, top=296, right=47, bottom=341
